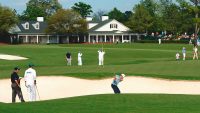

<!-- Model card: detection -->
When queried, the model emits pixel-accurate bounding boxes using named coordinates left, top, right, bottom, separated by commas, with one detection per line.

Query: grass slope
left=1, top=94, right=200, bottom=113
left=0, top=43, right=200, bottom=80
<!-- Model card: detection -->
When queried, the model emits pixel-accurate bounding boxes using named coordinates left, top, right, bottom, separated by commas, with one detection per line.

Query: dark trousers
left=11, top=83, right=25, bottom=103
left=111, top=84, right=121, bottom=94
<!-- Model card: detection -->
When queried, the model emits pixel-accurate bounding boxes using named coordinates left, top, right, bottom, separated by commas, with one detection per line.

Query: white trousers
left=27, top=85, right=36, bottom=101
left=78, top=58, right=82, bottom=66
left=99, top=58, right=104, bottom=65
left=193, top=52, right=198, bottom=60
left=183, top=53, right=186, bottom=60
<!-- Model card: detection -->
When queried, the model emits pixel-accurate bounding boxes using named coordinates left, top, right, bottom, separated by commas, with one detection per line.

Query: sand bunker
left=0, top=54, right=28, bottom=60
left=1, top=76, right=200, bottom=103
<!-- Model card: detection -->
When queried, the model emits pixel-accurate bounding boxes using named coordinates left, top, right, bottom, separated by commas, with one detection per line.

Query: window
left=110, top=24, right=118, bottom=29
left=25, top=22, right=29, bottom=29
left=35, top=22, right=39, bottom=29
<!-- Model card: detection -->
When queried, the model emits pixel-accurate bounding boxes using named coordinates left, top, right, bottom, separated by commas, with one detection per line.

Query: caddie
left=24, top=63, right=37, bottom=101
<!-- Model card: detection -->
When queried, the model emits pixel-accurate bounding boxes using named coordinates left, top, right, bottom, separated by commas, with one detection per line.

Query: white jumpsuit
left=78, top=52, right=82, bottom=66
left=98, top=51, right=105, bottom=65
left=24, top=68, right=37, bottom=101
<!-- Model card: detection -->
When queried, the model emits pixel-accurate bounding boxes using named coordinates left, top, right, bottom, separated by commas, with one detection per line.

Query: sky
left=0, top=0, right=140, bottom=15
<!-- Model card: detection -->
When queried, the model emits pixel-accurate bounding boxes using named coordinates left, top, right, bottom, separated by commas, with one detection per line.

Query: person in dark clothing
left=11, top=67, right=25, bottom=103
left=66, top=52, right=72, bottom=65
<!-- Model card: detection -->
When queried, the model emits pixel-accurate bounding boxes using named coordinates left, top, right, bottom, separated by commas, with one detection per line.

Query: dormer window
left=25, top=22, right=29, bottom=29
left=36, top=22, right=39, bottom=29
left=110, top=24, right=118, bottom=29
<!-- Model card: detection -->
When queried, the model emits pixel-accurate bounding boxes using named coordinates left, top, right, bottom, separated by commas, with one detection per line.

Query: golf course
left=1, top=43, right=200, bottom=113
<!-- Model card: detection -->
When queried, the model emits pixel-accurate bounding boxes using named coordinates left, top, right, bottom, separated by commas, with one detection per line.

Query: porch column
left=26, top=35, right=28, bottom=43
left=122, top=35, right=124, bottom=43
left=104, top=35, right=106, bottom=42
left=129, top=35, right=131, bottom=43
left=137, top=34, right=140, bottom=40
left=36, top=35, right=39, bottom=43
left=88, top=34, right=91, bottom=43
left=47, top=35, right=50, bottom=43
left=67, top=36, right=69, bottom=43
left=112, top=34, right=114, bottom=43
left=96, top=35, right=98, bottom=43
left=57, top=35, right=59, bottom=43
left=84, top=36, right=86, bottom=42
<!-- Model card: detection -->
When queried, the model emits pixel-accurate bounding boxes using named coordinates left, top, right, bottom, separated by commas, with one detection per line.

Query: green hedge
left=135, top=40, right=189, bottom=44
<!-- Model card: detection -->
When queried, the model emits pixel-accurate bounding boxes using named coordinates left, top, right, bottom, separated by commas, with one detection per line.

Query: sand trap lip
left=0, top=54, right=28, bottom=60
left=1, top=76, right=200, bottom=103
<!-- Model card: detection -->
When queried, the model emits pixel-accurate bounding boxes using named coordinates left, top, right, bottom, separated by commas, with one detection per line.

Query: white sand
left=0, top=54, right=28, bottom=60
left=1, top=76, right=200, bottom=103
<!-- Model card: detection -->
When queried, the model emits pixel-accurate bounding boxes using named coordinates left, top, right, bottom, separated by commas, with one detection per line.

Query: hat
left=14, top=66, right=20, bottom=70
left=28, top=63, right=34, bottom=67
left=121, top=74, right=126, bottom=78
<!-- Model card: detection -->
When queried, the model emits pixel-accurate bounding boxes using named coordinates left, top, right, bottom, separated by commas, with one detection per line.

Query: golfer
left=182, top=47, right=186, bottom=60
left=24, top=63, right=37, bottom=101
left=66, top=52, right=72, bottom=66
left=111, top=73, right=125, bottom=94
left=98, top=49, right=105, bottom=66
left=78, top=51, right=82, bottom=66
left=11, top=67, right=25, bottom=103
left=193, top=46, right=198, bottom=60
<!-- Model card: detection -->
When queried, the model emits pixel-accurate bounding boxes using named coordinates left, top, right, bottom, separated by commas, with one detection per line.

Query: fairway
left=0, top=43, right=199, bottom=80
left=1, top=43, right=200, bottom=112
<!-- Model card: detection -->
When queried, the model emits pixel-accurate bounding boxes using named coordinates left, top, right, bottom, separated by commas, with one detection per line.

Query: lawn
left=0, top=43, right=199, bottom=80
left=1, top=43, right=200, bottom=113
left=1, top=94, right=200, bottom=113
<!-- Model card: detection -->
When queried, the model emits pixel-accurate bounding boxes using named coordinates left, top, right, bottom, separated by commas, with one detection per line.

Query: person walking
left=24, top=63, right=37, bottom=101
left=193, top=46, right=198, bottom=60
left=111, top=73, right=125, bottom=94
left=98, top=49, right=105, bottom=66
left=66, top=52, right=72, bottom=66
left=182, top=47, right=186, bottom=60
left=11, top=67, right=25, bottom=103
left=78, top=51, right=82, bottom=66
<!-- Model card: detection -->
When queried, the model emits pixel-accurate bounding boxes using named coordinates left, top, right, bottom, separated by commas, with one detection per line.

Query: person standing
left=176, top=52, right=180, bottom=60
left=182, top=47, right=186, bottom=60
left=66, top=52, right=72, bottom=66
left=111, top=73, right=125, bottom=94
left=78, top=51, right=82, bottom=66
left=11, top=67, right=25, bottom=103
left=158, top=38, right=161, bottom=45
left=98, top=49, right=105, bottom=66
left=24, top=64, right=37, bottom=101
left=193, top=46, right=198, bottom=60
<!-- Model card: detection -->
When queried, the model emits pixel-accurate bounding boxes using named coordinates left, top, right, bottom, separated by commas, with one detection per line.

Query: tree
left=71, top=2, right=93, bottom=18
left=127, top=4, right=153, bottom=33
left=19, top=0, right=62, bottom=21
left=92, top=10, right=107, bottom=21
left=0, top=5, right=18, bottom=33
left=46, top=9, right=87, bottom=34
left=108, top=7, right=125, bottom=23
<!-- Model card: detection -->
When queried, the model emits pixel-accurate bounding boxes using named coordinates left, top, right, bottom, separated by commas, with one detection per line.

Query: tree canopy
left=46, top=9, right=87, bottom=34
left=0, top=5, right=18, bottom=33
left=19, top=0, right=62, bottom=21
left=71, top=2, right=93, bottom=18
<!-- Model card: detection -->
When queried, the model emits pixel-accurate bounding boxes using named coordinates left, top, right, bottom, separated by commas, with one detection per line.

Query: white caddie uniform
left=193, top=47, right=198, bottom=60
left=98, top=50, right=105, bottom=65
left=176, top=53, right=180, bottom=60
left=24, top=68, right=37, bottom=101
left=78, top=52, right=82, bottom=66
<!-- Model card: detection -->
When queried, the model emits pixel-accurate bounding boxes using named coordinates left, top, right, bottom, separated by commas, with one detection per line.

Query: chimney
left=86, top=16, right=92, bottom=21
left=101, top=15, right=109, bottom=21
left=37, top=17, right=44, bottom=22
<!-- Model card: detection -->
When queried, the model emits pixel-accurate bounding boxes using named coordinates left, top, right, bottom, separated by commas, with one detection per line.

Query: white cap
left=121, top=74, right=126, bottom=78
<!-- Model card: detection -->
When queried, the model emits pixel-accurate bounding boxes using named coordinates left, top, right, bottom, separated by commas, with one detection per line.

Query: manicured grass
left=0, top=43, right=199, bottom=80
left=1, top=94, right=200, bottom=113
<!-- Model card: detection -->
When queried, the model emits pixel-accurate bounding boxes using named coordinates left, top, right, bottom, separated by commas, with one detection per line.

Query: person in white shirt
left=193, top=46, right=198, bottom=60
left=98, top=49, right=105, bottom=66
left=176, top=52, right=180, bottom=60
left=24, top=63, right=37, bottom=101
left=78, top=51, right=82, bottom=66
left=182, top=47, right=186, bottom=60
